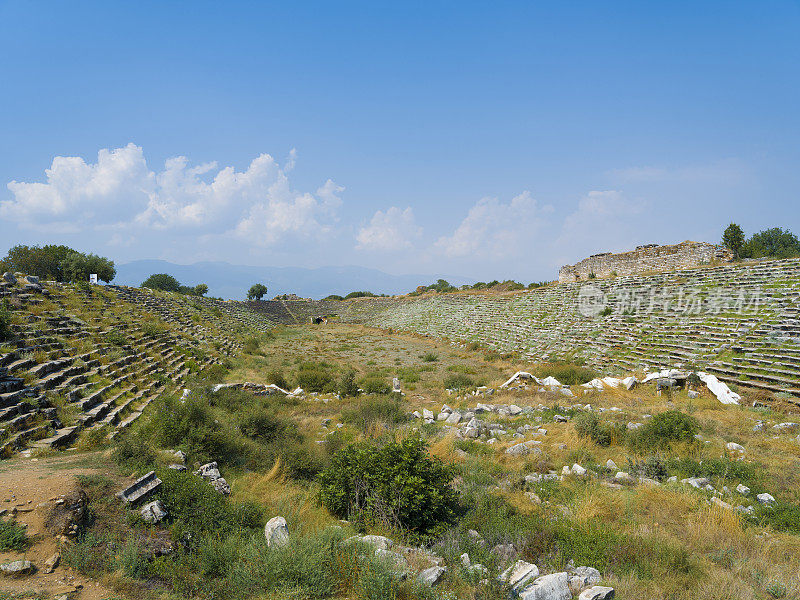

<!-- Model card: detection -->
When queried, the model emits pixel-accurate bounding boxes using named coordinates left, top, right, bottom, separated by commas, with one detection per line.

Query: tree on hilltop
left=61, top=251, right=116, bottom=283
left=194, top=284, right=208, bottom=296
left=722, top=223, right=745, bottom=259
left=142, top=273, right=181, bottom=292
left=2, top=244, right=116, bottom=282
left=247, top=283, right=268, bottom=300
left=743, top=227, right=800, bottom=259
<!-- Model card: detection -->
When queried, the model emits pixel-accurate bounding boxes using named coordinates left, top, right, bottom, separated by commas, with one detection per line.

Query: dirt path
left=0, top=451, right=124, bottom=600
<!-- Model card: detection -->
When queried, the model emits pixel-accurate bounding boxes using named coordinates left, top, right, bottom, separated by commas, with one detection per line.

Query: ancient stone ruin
left=558, top=240, right=733, bottom=282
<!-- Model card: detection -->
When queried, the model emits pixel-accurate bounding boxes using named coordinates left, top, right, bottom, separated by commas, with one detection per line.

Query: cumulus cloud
left=356, top=207, right=421, bottom=251
left=2, top=143, right=154, bottom=231
left=2, top=144, right=343, bottom=246
left=434, top=191, right=552, bottom=258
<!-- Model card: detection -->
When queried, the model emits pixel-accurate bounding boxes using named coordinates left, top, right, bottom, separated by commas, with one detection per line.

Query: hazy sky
left=1, top=1, right=798, bottom=282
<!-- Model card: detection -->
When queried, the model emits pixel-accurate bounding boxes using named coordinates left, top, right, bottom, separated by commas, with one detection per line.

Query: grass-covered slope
left=0, top=276, right=273, bottom=456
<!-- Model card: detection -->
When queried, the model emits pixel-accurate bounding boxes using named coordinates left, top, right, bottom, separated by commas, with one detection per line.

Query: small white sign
left=89, top=273, right=98, bottom=284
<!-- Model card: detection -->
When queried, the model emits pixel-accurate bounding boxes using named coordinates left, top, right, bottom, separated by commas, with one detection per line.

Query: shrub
left=667, top=456, right=760, bottom=488
left=645, top=410, right=698, bottom=441
left=317, top=436, right=459, bottom=538
left=359, top=376, right=391, bottom=395
left=574, top=412, right=615, bottom=447
left=534, top=362, right=598, bottom=385
left=156, top=468, right=235, bottom=539
left=342, top=398, right=407, bottom=433
left=626, top=456, right=669, bottom=482
left=296, top=363, right=335, bottom=393
left=0, top=300, right=12, bottom=342
left=0, top=518, right=28, bottom=550
left=337, top=369, right=360, bottom=397
left=239, top=410, right=298, bottom=444
left=111, top=431, right=158, bottom=473
left=105, top=330, right=127, bottom=346
left=754, top=501, right=800, bottom=534
left=266, top=369, right=290, bottom=390
left=242, top=336, right=261, bottom=354
left=443, top=373, right=474, bottom=390
left=421, top=352, right=438, bottom=362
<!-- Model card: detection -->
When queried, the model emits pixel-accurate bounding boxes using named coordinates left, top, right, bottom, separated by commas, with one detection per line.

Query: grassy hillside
left=1, top=275, right=799, bottom=600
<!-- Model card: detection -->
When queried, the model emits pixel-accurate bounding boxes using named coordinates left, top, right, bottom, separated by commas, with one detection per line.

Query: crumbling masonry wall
left=558, top=241, right=733, bottom=283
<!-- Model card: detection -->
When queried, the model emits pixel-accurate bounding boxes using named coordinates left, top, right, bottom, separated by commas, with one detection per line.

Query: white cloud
left=434, top=191, right=552, bottom=258
left=3, top=144, right=343, bottom=246
left=2, top=143, right=154, bottom=230
left=234, top=179, right=343, bottom=246
left=356, top=206, right=421, bottom=251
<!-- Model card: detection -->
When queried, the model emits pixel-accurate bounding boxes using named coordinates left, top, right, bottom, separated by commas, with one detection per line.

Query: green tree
left=743, top=227, right=800, bottom=259
left=194, top=283, right=208, bottom=296
left=247, top=283, right=268, bottom=300
left=722, top=223, right=746, bottom=259
left=2, top=244, right=74, bottom=281
left=60, top=251, right=116, bottom=283
left=428, top=279, right=456, bottom=293
left=142, top=273, right=181, bottom=292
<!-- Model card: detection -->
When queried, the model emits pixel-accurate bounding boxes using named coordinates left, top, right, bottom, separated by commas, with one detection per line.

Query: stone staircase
left=0, top=277, right=273, bottom=456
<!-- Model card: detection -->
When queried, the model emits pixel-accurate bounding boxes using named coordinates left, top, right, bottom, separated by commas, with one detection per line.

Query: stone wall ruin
left=558, top=241, right=733, bottom=283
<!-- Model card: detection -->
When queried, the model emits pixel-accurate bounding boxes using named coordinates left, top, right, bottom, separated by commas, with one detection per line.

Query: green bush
left=156, top=468, right=236, bottom=539
left=317, top=436, right=459, bottom=538
left=296, top=363, right=335, bottom=393
left=243, top=336, right=260, bottom=354
left=574, top=412, right=615, bottom=447
left=667, top=456, right=761, bottom=489
left=628, top=410, right=699, bottom=453
left=239, top=409, right=298, bottom=444
left=0, top=518, right=28, bottom=551
left=626, top=456, right=669, bottom=482
left=754, top=501, right=800, bottom=534
left=338, top=369, right=360, bottom=397
left=0, top=300, right=12, bottom=342
left=266, top=369, right=290, bottom=390
left=421, top=352, right=438, bottom=362
left=111, top=430, right=158, bottom=473
left=342, top=398, right=407, bottom=433
left=443, top=373, right=474, bottom=390
left=534, top=362, right=598, bottom=385
left=359, top=376, right=391, bottom=395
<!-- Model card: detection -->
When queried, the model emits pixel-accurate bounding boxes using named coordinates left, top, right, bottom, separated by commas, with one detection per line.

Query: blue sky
left=1, top=1, right=798, bottom=282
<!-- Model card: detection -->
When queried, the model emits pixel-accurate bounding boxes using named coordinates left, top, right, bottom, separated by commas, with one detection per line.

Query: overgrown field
left=6, top=323, right=800, bottom=600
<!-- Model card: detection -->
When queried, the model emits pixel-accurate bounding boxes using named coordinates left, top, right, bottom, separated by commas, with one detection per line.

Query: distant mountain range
left=114, top=260, right=471, bottom=300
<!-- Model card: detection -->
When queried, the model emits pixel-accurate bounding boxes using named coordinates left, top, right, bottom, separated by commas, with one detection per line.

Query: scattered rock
left=520, top=572, right=571, bottom=600
left=417, top=565, right=446, bottom=586
left=42, top=553, right=60, bottom=574
left=264, top=516, right=289, bottom=548
left=0, top=560, right=35, bottom=576
left=605, top=459, right=617, bottom=471
left=579, top=586, right=615, bottom=600
left=736, top=484, right=750, bottom=495
left=361, top=534, right=393, bottom=551
left=499, top=559, right=540, bottom=594
left=756, top=493, right=775, bottom=506
left=726, top=442, right=745, bottom=453
left=141, top=500, right=168, bottom=523
left=569, top=566, right=601, bottom=593
left=490, top=543, right=517, bottom=565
